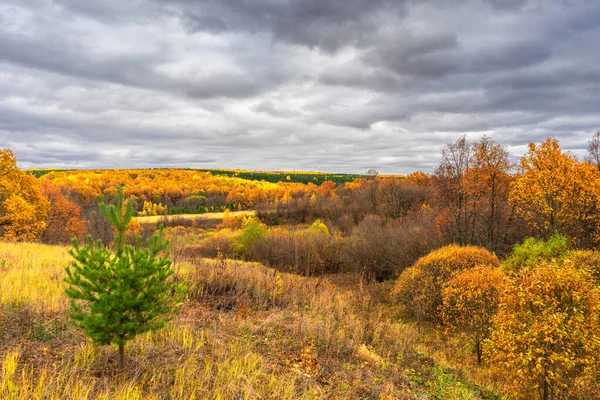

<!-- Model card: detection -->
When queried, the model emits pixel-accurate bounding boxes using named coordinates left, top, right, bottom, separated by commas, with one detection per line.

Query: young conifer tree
left=64, top=188, right=184, bottom=370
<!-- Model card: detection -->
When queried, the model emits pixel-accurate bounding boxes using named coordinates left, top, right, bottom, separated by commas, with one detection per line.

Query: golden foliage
left=39, top=168, right=315, bottom=210
left=0, top=149, right=49, bottom=241
left=138, top=201, right=168, bottom=216
left=510, top=138, right=600, bottom=246
left=565, top=249, right=600, bottom=285
left=487, top=263, right=600, bottom=399
left=393, top=245, right=500, bottom=323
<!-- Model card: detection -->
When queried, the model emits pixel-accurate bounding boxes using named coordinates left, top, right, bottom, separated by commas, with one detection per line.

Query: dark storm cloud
left=162, top=0, right=403, bottom=51
left=1, top=0, right=599, bottom=173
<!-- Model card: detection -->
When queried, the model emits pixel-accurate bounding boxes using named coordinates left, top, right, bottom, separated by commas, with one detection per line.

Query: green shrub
left=503, top=233, right=570, bottom=273
left=235, top=219, right=267, bottom=258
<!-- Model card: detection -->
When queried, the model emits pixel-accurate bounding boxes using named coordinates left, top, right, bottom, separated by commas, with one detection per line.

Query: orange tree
left=40, top=180, right=86, bottom=244
left=392, top=245, right=500, bottom=325
left=465, top=136, right=515, bottom=254
left=433, top=136, right=516, bottom=253
left=440, top=265, right=504, bottom=365
left=510, top=138, right=600, bottom=247
left=487, top=263, right=600, bottom=399
left=0, top=149, right=49, bottom=241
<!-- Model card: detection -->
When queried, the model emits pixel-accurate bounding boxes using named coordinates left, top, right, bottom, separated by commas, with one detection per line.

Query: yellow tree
left=487, top=263, right=600, bottom=399
left=0, top=149, right=49, bottom=241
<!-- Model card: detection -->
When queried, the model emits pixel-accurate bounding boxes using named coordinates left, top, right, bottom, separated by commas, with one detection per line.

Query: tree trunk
left=119, top=343, right=125, bottom=371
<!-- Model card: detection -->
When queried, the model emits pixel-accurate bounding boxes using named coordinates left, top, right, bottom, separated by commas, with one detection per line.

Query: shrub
left=487, top=263, right=600, bottom=399
left=307, top=218, right=329, bottom=236
left=345, top=212, right=440, bottom=282
left=503, top=233, right=570, bottom=273
left=235, top=219, right=267, bottom=258
left=177, top=228, right=238, bottom=259
left=392, top=245, right=500, bottom=323
left=218, top=209, right=245, bottom=229
left=563, top=249, right=600, bottom=285
left=252, top=226, right=345, bottom=276
left=391, top=266, right=436, bottom=330
left=138, top=201, right=168, bottom=216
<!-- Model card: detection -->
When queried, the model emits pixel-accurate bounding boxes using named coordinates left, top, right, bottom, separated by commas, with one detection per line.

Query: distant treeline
left=28, top=169, right=69, bottom=178
left=28, top=168, right=370, bottom=184
left=194, top=169, right=368, bottom=184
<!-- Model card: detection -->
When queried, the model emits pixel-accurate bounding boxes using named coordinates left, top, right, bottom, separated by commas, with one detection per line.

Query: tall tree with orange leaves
left=465, top=136, right=516, bottom=253
left=510, top=138, right=600, bottom=247
left=433, top=135, right=476, bottom=245
left=0, top=149, right=49, bottom=241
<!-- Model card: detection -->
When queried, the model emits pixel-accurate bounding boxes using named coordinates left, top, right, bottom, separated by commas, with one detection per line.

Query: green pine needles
left=64, top=188, right=184, bottom=370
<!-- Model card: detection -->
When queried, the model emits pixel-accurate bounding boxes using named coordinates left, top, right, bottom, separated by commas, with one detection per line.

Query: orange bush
left=392, top=245, right=500, bottom=324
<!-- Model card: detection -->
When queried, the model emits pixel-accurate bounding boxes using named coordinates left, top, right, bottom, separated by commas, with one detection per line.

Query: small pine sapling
left=64, top=189, right=184, bottom=370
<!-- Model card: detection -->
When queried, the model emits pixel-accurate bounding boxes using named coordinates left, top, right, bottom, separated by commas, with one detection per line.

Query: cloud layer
left=1, top=0, right=599, bottom=173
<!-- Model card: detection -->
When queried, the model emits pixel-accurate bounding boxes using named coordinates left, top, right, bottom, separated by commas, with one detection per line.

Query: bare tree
left=585, top=131, right=600, bottom=169
left=433, top=135, right=475, bottom=245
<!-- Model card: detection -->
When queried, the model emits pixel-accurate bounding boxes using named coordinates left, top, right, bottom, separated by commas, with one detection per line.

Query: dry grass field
left=0, top=241, right=501, bottom=399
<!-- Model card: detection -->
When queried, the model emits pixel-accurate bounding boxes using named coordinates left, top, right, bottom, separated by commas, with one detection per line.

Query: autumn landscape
left=2, top=132, right=600, bottom=399
left=3, top=0, right=600, bottom=399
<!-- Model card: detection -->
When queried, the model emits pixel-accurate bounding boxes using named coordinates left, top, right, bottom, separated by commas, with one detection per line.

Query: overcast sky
left=1, top=0, right=599, bottom=174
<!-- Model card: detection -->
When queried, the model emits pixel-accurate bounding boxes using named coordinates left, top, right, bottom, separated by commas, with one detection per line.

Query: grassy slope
left=0, top=242, right=501, bottom=399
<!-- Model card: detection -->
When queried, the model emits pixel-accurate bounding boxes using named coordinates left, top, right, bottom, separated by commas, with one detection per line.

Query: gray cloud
left=0, top=0, right=599, bottom=174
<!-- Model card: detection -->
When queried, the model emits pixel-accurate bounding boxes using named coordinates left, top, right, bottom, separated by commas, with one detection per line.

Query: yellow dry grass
left=134, top=210, right=254, bottom=224
left=0, top=242, right=69, bottom=313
